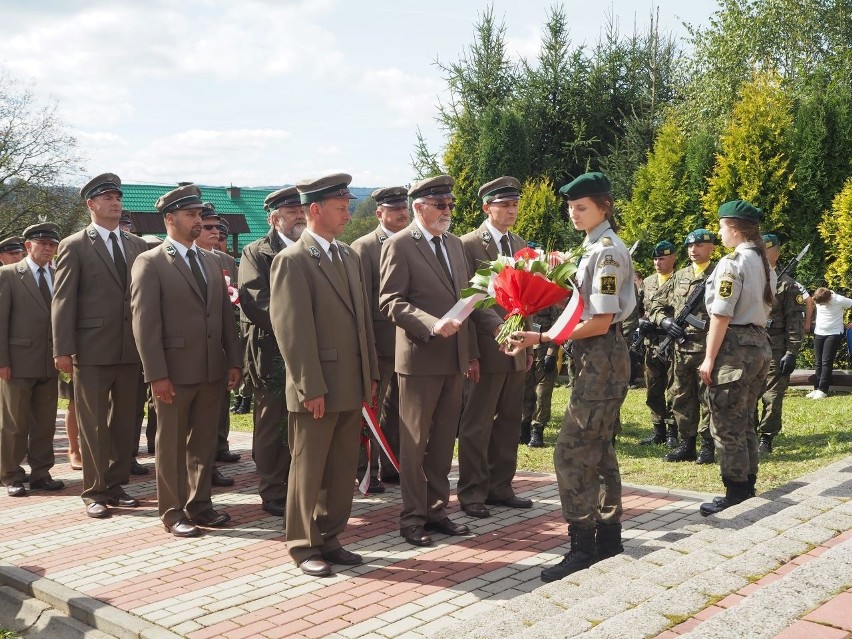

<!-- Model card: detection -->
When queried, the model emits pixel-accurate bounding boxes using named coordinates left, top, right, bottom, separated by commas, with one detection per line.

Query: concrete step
left=0, top=585, right=115, bottom=639
left=434, top=458, right=852, bottom=639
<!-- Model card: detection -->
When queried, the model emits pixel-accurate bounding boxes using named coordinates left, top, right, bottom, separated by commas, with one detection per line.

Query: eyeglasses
left=202, top=224, right=219, bottom=231
left=424, top=201, right=455, bottom=211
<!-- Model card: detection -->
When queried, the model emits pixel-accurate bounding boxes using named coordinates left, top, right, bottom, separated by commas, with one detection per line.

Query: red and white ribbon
left=549, top=289, right=584, bottom=343
left=358, top=401, right=400, bottom=495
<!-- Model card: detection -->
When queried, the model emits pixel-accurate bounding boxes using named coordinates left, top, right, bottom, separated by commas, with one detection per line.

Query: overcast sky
left=1, top=0, right=719, bottom=189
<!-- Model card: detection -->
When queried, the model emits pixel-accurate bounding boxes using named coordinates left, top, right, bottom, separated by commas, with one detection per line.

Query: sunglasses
left=425, top=201, right=455, bottom=211
left=202, top=224, right=219, bottom=231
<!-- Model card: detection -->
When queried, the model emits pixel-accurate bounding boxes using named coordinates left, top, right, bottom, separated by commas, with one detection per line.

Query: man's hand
left=54, top=355, right=73, bottom=374
left=0, top=367, right=11, bottom=381
left=226, top=367, right=242, bottom=391
left=303, top=395, right=325, bottom=419
left=779, top=353, right=796, bottom=376
left=661, top=318, right=686, bottom=341
left=432, top=318, right=462, bottom=338
left=466, top=359, right=480, bottom=383
left=151, top=378, right=176, bottom=405
left=542, top=354, right=557, bottom=373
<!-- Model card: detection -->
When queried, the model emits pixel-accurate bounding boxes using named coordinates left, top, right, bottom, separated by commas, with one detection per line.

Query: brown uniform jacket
left=269, top=231, right=378, bottom=414
left=350, top=226, right=395, bottom=359
left=379, top=223, right=500, bottom=376
left=0, top=262, right=57, bottom=378
left=460, top=223, right=529, bottom=373
left=52, top=225, right=148, bottom=365
left=130, top=241, right=242, bottom=385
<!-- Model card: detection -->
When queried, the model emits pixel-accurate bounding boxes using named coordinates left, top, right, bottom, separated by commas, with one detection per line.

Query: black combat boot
left=757, top=434, right=773, bottom=456
left=695, top=437, right=715, bottom=464
left=665, top=423, right=679, bottom=449
left=747, top=473, right=757, bottom=498
left=541, top=526, right=597, bottom=582
left=595, top=523, right=624, bottom=560
left=528, top=424, right=545, bottom=448
left=230, top=395, right=243, bottom=414
left=235, top=396, right=251, bottom=414
left=520, top=420, right=532, bottom=445
left=700, top=477, right=752, bottom=516
left=665, top=436, right=697, bottom=462
left=640, top=423, right=665, bottom=445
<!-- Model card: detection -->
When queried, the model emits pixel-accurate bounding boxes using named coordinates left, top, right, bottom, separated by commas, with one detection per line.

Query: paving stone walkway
left=0, top=415, right=850, bottom=639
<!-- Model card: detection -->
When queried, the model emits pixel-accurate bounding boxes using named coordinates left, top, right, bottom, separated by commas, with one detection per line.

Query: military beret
left=23, top=222, right=61, bottom=242
left=762, top=233, right=780, bottom=249
left=119, top=210, right=132, bottom=225
left=140, top=234, right=163, bottom=250
left=372, top=186, right=409, bottom=207
left=408, top=175, right=455, bottom=200
left=559, top=172, right=611, bottom=200
left=296, top=173, right=356, bottom=205
left=718, top=199, right=763, bottom=221
left=264, top=186, right=300, bottom=211
left=80, top=173, right=123, bottom=200
left=0, top=236, right=25, bottom=253
left=156, top=184, right=204, bottom=214
left=684, top=229, right=717, bottom=245
left=218, top=217, right=230, bottom=233
left=478, top=176, right=521, bottom=204
left=652, top=240, right=676, bottom=257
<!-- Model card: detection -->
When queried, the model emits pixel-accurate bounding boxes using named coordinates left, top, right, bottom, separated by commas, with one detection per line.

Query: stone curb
left=0, top=565, right=182, bottom=639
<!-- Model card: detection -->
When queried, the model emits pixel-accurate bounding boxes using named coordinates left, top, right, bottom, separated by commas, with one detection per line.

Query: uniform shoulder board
left=307, top=245, right=321, bottom=258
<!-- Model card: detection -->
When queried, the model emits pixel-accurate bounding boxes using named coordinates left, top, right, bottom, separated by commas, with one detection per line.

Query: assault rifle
left=653, top=264, right=716, bottom=364
left=776, top=243, right=810, bottom=280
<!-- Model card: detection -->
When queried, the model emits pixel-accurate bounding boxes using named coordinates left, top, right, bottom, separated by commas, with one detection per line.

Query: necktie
left=186, top=249, right=207, bottom=302
left=37, top=267, right=52, bottom=306
left=109, top=232, right=127, bottom=290
left=499, top=234, right=512, bottom=257
left=431, top=236, right=453, bottom=285
left=329, top=244, right=348, bottom=287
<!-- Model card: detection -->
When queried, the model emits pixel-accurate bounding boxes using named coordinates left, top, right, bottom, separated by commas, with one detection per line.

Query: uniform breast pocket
left=163, top=336, right=185, bottom=349
left=77, top=318, right=104, bottom=329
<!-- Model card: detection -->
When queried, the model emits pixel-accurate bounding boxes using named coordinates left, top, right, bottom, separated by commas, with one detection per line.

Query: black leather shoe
left=190, top=508, right=231, bottom=527
left=367, top=478, right=385, bottom=494
left=424, top=518, right=470, bottom=536
left=29, top=477, right=65, bottom=491
left=462, top=503, right=491, bottom=518
left=379, top=473, right=400, bottom=484
left=7, top=481, right=27, bottom=497
left=299, top=556, right=332, bottom=577
left=165, top=518, right=201, bottom=537
left=107, top=492, right=139, bottom=507
left=86, top=502, right=110, bottom=519
left=400, top=525, right=432, bottom=547
left=212, top=467, right=234, bottom=487
left=130, top=459, right=150, bottom=475
left=262, top=498, right=285, bottom=516
left=234, top=400, right=251, bottom=414
left=216, top=450, right=241, bottom=463
left=485, top=495, right=532, bottom=509
left=322, top=547, right=363, bottom=566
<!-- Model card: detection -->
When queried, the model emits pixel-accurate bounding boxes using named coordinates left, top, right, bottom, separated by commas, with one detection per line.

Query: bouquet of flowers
left=223, top=270, right=239, bottom=305
left=463, top=246, right=584, bottom=346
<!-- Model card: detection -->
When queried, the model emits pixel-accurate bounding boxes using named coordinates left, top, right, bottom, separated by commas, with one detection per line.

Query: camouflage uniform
left=649, top=262, right=715, bottom=457
left=522, top=305, right=561, bottom=442
left=757, top=274, right=805, bottom=438
left=554, top=220, right=635, bottom=530
left=638, top=274, right=674, bottom=430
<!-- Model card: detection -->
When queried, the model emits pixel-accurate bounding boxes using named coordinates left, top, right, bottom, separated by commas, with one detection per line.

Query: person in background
left=0, top=236, right=26, bottom=266
left=808, top=287, right=852, bottom=399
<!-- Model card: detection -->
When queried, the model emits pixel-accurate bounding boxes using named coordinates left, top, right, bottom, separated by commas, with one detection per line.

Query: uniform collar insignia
left=481, top=230, right=491, bottom=244
left=411, top=229, right=422, bottom=240
left=378, top=233, right=388, bottom=243
left=121, top=230, right=130, bottom=239
left=17, top=264, right=26, bottom=273
left=165, top=243, right=176, bottom=256
left=308, top=245, right=321, bottom=259
left=339, top=244, right=349, bottom=256
left=87, top=228, right=97, bottom=239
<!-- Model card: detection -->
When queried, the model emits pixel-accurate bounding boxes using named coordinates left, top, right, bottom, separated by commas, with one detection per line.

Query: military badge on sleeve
left=599, top=275, right=617, bottom=295
left=718, top=277, right=734, bottom=299
left=796, top=294, right=804, bottom=305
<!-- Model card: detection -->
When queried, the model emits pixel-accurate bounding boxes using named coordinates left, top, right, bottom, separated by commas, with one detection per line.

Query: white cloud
left=359, top=67, right=446, bottom=128
left=506, top=25, right=542, bottom=62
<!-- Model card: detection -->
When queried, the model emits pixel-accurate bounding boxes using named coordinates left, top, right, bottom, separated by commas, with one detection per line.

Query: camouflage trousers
left=644, top=344, right=673, bottom=426
left=522, top=348, right=558, bottom=426
left=671, top=347, right=711, bottom=439
left=554, top=328, right=629, bottom=531
left=756, top=348, right=789, bottom=437
left=706, top=326, right=771, bottom=482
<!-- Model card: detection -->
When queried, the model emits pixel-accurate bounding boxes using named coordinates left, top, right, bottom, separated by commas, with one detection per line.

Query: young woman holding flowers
left=505, top=172, right=636, bottom=582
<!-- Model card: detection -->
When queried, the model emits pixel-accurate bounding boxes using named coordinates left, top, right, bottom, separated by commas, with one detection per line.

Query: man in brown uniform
left=457, top=176, right=533, bottom=518
left=0, top=237, right=26, bottom=265
left=131, top=184, right=242, bottom=537
left=0, top=223, right=63, bottom=497
left=238, top=186, right=304, bottom=517
left=350, top=186, right=410, bottom=490
left=53, top=173, right=149, bottom=519
left=270, top=174, right=378, bottom=577
left=380, top=175, right=502, bottom=547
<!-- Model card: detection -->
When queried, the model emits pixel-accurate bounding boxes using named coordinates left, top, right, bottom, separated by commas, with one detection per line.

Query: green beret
left=0, top=236, right=25, bottom=253
left=296, top=173, right=356, bottom=205
left=478, top=176, right=521, bottom=203
left=408, top=175, right=455, bottom=200
left=559, top=172, right=611, bottom=200
left=762, top=233, right=780, bottom=249
left=23, top=222, right=61, bottom=242
left=80, top=173, right=123, bottom=200
left=652, top=240, right=676, bottom=257
left=264, top=187, right=301, bottom=211
left=156, top=184, right=204, bottom=214
left=718, top=199, right=763, bottom=221
left=372, top=186, right=409, bottom=207
left=684, top=229, right=717, bottom=245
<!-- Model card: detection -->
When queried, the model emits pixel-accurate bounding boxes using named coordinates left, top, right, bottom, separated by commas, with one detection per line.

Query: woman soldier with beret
left=698, top=200, right=774, bottom=516
left=507, top=172, right=635, bottom=582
